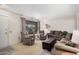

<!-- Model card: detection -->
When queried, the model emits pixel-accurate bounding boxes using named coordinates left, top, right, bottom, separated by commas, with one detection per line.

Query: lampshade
left=71, top=30, right=79, bottom=44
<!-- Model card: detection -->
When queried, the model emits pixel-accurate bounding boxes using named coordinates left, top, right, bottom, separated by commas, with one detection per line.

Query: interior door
left=0, top=15, right=9, bottom=49
left=8, top=14, right=21, bottom=45
left=8, top=17, right=17, bottom=45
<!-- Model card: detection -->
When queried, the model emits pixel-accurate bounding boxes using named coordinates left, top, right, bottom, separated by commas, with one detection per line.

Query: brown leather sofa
left=47, top=30, right=72, bottom=41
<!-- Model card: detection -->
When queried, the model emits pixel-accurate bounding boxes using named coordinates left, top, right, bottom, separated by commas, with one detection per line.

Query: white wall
left=0, top=8, right=21, bottom=47
left=7, top=4, right=78, bottom=33
left=40, top=17, right=76, bottom=33
left=77, top=14, right=79, bottom=30
left=8, top=13, right=21, bottom=45
left=7, top=4, right=76, bottom=19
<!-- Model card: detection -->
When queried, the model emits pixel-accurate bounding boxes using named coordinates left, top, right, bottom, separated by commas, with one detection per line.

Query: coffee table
left=42, top=38, right=57, bottom=51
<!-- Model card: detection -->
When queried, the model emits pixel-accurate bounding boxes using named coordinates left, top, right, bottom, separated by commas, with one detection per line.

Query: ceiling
left=7, top=4, right=79, bottom=18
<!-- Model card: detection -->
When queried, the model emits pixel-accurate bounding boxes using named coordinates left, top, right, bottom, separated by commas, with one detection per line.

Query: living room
left=0, top=4, right=79, bottom=55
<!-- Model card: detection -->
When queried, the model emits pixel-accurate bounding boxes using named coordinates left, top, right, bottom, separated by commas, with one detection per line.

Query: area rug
left=38, top=50, right=51, bottom=55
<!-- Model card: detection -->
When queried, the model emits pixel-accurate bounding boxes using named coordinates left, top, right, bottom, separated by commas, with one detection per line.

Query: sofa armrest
left=55, top=42, right=79, bottom=53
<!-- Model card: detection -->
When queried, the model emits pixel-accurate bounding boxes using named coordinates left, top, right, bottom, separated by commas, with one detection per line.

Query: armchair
left=23, top=34, right=35, bottom=46
left=40, top=30, right=46, bottom=40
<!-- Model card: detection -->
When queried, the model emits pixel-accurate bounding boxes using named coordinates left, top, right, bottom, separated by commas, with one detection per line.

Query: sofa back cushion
left=66, top=33, right=72, bottom=40
left=48, top=30, right=72, bottom=41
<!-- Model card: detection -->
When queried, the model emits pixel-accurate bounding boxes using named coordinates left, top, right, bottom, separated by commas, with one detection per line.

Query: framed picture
left=25, top=20, right=38, bottom=34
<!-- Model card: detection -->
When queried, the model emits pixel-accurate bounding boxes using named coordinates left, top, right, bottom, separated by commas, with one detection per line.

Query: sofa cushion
left=62, top=31, right=68, bottom=35
left=66, top=41, right=76, bottom=47
left=59, top=38, right=76, bottom=47
left=55, top=42, right=79, bottom=53
left=59, top=38, right=68, bottom=44
left=66, top=33, right=72, bottom=40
